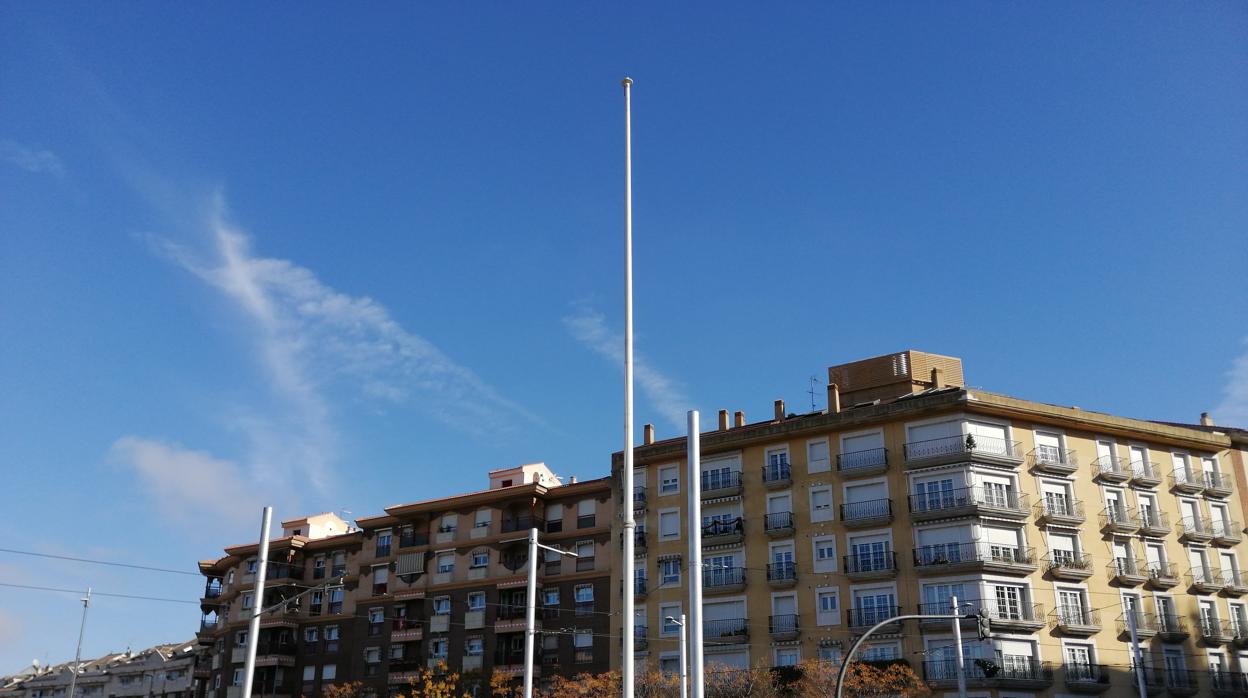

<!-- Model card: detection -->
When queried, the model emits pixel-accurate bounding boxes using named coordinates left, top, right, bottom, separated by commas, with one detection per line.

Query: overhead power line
left=0, top=547, right=199, bottom=576
left=0, top=581, right=198, bottom=604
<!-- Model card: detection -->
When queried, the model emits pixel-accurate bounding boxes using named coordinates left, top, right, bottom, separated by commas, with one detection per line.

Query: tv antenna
left=807, top=375, right=820, bottom=411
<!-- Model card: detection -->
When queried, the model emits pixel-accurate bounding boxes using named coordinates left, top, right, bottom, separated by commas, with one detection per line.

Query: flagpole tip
left=621, top=77, right=633, bottom=87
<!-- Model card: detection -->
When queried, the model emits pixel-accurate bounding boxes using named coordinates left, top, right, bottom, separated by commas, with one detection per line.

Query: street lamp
left=664, top=615, right=688, bottom=698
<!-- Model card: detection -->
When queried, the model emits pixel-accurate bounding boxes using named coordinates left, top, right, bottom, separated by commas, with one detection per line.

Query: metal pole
left=523, top=527, right=540, bottom=698
left=951, top=596, right=968, bottom=698
left=677, top=615, right=688, bottom=698
left=834, top=614, right=951, bottom=698
left=241, top=507, right=272, bottom=698
left=687, top=411, right=704, bottom=698
left=67, top=588, right=91, bottom=698
left=620, top=74, right=636, bottom=698
left=1127, top=606, right=1148, bottom=697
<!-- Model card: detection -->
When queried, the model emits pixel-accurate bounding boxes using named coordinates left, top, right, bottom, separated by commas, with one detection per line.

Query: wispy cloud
left=109, top=436, right=265, bottom=531
left=0, top=139, right=65, bottom=177
left=1215, top=338, right=1248, bottom=428
left=563, top=304, right=689, bottom=431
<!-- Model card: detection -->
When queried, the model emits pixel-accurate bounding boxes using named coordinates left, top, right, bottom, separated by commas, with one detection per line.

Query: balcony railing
left=702, top=618, right=748, bottom=641
left=1139, top=510, right=1170, bottom=534
left=701, top=470, right=743, bottom=495
left=265, top=563, right=305, bottom=581
left=848, top=606, right=902, bottom=628
left=769, top=614, right=799, bottom=636
left=840, top=498, right=893, bottom=525
left=1213, top=519, right=1243, bottom=543
left=766, top=561, right=796, bottom=584
left=1045, top=552, right=1095, bottom=579
left=1171, top=468, right=1204, bottom=492
left=837, top=447, right=888, bottom=473
left=634, top=626, right=648, bottom=651
left=702, top=517, right=744, bottom=541
left=1205, top=471, right=1234, bottom=495
left=702, top=567, right=745, bottom=589
left=1116, top=611, right=1159, bottom=636
left=1200, top=618, right=1234, bottom=642
left=1035, top=497, right=1084, bottom=523
left=908, top=485, right=1029, bottom=518
left=844, top=551, right=898, bottom=576
left=1108, top=557, right=1148, bottom=583
left=632, top=485, right=646, bottom=507
left=762, top=461, right=791, bottom=485
left=1098, top=505, right=1138, bottom=531
left=1052, top=607, right=1101, bottom=632
left=501, top=517, right=544, bottom=534
left=1131, top=460, right=1162, bottom=485
left=904, top=433, right=1021, bottom=463
left=1029, top=445, right=1077, bottom=472
left=1222, top=570, right=1248, bottom=593
left=634, top=578, right=647, bottom=596
left=203, top=584, right=223, bottom=599
left=1147, top=561, right=1179, bottom=587
left=976, top=600, right=1044, bottom=626
left=1157, top=613, right=1189, bottom=639
left=913, top=543, right=1035, bottom=571
left=1210, top=670, right=1248, bottom=693
left=1065, top=663, right=1110, bottom=690
left=399, top=532, right=429, bottom=548
left=1178, top=516, right=1213, bottom=541
left=924, top=656, right=1051, bottom=685
left=763, top=511, right=794, bottom=534
left=1093, top=455, right=1131, bottom=481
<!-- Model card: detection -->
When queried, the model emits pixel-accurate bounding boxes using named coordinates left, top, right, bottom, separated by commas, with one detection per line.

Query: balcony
left=702, top=618, right=748, bottom=643
left=763, top=511, right=794, bottom=537
left=634, top=577, right=647, bottom=599
left=1171, top=469, right=1205, bottom=494
left=1029, top=445, right=1078, bottom=475
left=701, top=470, right=742, bottom=498
left=1099, top=505, right=1139, bottom=533
left=264, top=564, right=305, bottom=583
left=908, top=486, right=1029, bottom=521
left=1108, top=558, right=1148, bottom=586
left=1065, top=663, right=1111, bottom=694
left=1117, top=611, right=1158, bottom=638
left=1035, top=498, right=1085, bottom=526
left=1189, top=568, right=1222, bottom=593
left=391, top=618, right=422, bottom=642
left=1205, top=471, right=1234, bottom=498
left=916, top=602, right=974, bottom=631
left=1093, top=455, right=1132, bottom=483
left=633, top=626, right=648, bottom=652
left=848, top=606, right=902, bottom=631
left=501, top=516, right=544, bottom=534
left=1223, top=570, right=1248, bottom=596
left=1131, top=666, right=1165, bottom=695
left=399, top=531, right=429, bottom=548
left=1235, top=622, right=1248, bottom=648
left=923, top=657, right=1052, bottom=690
left=1045, top=553, right=1095, bottom=581
left=702, top=566, right=746, bottom=593
left=1157, top=614, right=1190, bottom=642
left=1146, top=561, right=1180, bottom=589
left=1130, top=460, right=1162, bottom=487
left=1179, top=516, right=1214, bottom=543
left=844, top=551, right=898, bottom=580
left=766, top=561, right=796, bottom=588
left=633, top=529, right=647, bottom=550
left=913, top=543, right=1036, bottom=576
left=762, top=461, right=791, bottom=488
left=1138, top=510, right=1170, bottom=536
left=840, top=499, right=894, bottom=528
left=1211, top=671, right=1248, bottom=697
left=632, top=485, right=646, bottom=509
left=903, top=433, right=1023, bottom=468
left=769, top=614, right=799, bottom=640
left=1164, top=670, right=1199, bottom=697
left=978, top=600, right=1046, bottom=633
left=702, top=518, right=744, bottom=545
left=1201, top=618, right=1235, bottom=644
left=837, top=447, right=888, bottom=476
left=1052, top=608, right=1101, bottom=636
left=1213, top=520, right=1243, bottom=546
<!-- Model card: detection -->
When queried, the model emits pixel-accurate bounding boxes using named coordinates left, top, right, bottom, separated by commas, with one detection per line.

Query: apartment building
left=611, top=349, right=1248, bottom=697
left=0, top=642, right=203, bottom=698
left=196, top=463, right=614, bottom=698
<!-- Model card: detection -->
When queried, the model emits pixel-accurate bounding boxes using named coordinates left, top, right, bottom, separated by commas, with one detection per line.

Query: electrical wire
left=0, top=547, right=201, bottom=576
left=0, top=581, right=199, bottom=604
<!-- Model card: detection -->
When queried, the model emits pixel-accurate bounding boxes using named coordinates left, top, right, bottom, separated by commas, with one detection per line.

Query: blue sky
left=1, top=2, right=1246, bottom=672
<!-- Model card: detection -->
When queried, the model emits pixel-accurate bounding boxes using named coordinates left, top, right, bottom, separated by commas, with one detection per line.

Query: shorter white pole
left=523, top=527, right=539, bottom=698
left=677, top=615, right=689, bottom=698
left=67, top=588, right=91, bottom=698
left=241, top=507, right=273, bottom=698
left=1127, top=607, right=1148, bottom=696
left=951, top=595, right=968, bottom=698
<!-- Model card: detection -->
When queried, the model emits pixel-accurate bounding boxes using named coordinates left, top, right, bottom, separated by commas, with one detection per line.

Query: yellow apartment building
left=611, top=350, right=1248, bottom=697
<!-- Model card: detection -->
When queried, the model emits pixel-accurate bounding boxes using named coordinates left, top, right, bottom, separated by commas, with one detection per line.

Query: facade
left=0, top=642, right=202, bottom=698
left=196, top=463, right=614, bottom=698
left=611, top=349, right=1248, bottom=696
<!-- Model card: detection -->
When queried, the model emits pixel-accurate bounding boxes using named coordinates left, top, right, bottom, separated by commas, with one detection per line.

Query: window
left=390, top=644, right=404, bottom=660
left=471, top=551, right=489, bottom=568
left=818, top=646, right=842, bottom=663
left=575, top=584, right=594, bottom=603
left=775, top=648, right=799, bottom=666
left=232, top=669, right=242, bottom=686
left=659, top=465, right=679, bottom=494
left=235, top=631, right=248, bottom=647
left=465, top=637, right=484, bottom=656
left=429, top=638, right=448, bottom=658
left=861, top=644, right=898, bottom=661
left=576, top=540, right=595, bottom=561
left=328, top=586, right=344, bottom=614
left=324, top=624, right=340, bottom=652
left=376, top=529, right=392, bottom=556
left=812, top=538, right=836, bottom=576
left=368, top=607, right=384, bottom=625
left=433, top=596, right=451, bottom=615
left=322, top=665, right=336, bottom=681
left=467, top=592, right=485, bottom=611
left=372, top=565, right=389, bottom=594
left=573, top=630, right=592, bottom=648
left=364, top=647, right=381, bottom=664
left=313, top=556, right=326, bottom=579
left=437, top=553, right=454, bottom=574
left=474, top=509, right=492, bottom=529
left=808, top=440, right=830, bottom=473
left=659, top=510, right=680, bottom=539
left=660, top=558, right=681, bottom=586
left=544, top=588, right=560, bottom=606
left=546, top=504, right=563, bottom=533
left=302, top=666, right=315, bottom=682
left=577, top=499, right=596, bottom=528
left=815, top=587, right=839, bottom=626
left=810, top=486, right=832, bottom=522
left=439, top=515, right=457, bottom=533
left=242, top=593, right=254, bottom=610
left=660, top=604, right=682, bottom=635
left=245, top=559, right=258, bottom=574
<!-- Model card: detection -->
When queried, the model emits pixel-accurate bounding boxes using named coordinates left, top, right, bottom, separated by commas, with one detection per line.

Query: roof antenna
left=807, top=375, right=820, bottom=412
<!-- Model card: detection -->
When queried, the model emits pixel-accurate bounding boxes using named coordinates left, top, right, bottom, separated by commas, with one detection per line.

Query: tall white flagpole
left=620, top=75, right=637, bottom=698
left=241, top=507, right=272, bottom=698
left=687, top=411, right=705, bottom=698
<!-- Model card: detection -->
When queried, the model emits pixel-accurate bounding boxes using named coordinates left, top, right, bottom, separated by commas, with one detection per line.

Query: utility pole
left=835, top=611, right=966, bottom=698
left=687, top=411, right=704, bottom=698
left=619, top=75, right=637, bottom=698
left=950, top=596, right=968, bottom=698
left=67, top=588, right=91, bottom=698
left=521, top=529, right=579, bottom=698
left=665, top=615, right=688, bottom=698
left=241, top=507, right=273, bottom=698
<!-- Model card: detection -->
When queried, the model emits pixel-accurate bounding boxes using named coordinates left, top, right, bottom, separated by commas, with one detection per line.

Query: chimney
left=643, top=423, right=655, bottom=445
left=568, top=476, right=577, bottom=484
left=734, top=411, right=745, bottom=428
left=718, top=409, right=729, bottom=431
left=774, top=399, right=785, bottom=422
left=1201, top=412, right=1216, bottom=427
left=827, top=383, right=841, bottom=414
left=930, top=367, right=944, bottom=389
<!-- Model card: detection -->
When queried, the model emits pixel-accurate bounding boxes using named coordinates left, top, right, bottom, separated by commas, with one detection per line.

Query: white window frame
left=659, top=508, right=681, bottom=540
left=810, top=485, right=833, bottom=523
